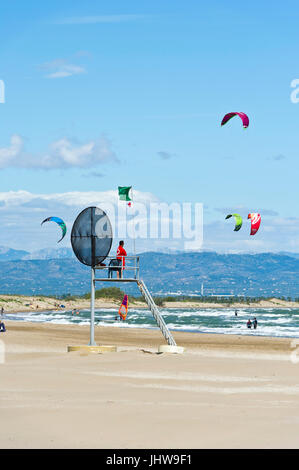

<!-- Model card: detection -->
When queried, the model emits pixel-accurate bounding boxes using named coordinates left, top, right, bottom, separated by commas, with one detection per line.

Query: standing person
left=0, top=307, right=5, bottom=332
left=235, top=310, right=238, bottom=316
left=253, top=317, right=258, bottom=329
left=116, top=241, right=127, bottom=279
left=247, top=319, right=252, bottom=329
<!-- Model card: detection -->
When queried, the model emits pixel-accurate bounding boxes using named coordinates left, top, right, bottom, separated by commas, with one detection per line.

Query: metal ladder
left=137, top=280, right=177, bottom=346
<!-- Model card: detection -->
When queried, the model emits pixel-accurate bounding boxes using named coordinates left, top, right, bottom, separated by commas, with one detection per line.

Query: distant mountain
left=23, top=247, right=74, bottom=260
left=0, top=246, right=29, bottom=261
left=0, top=259, right=89, bottom=296
left=0, top=251, right=298, bottom=297
left=139, top=251, right=299, bottom=298
left=278, top=252, right=299, bottom=260
left=0, top=246, right=75, bottom=261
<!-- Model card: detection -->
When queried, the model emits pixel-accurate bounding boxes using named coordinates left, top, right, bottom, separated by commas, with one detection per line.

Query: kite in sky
left=225, top=213, right=243, bottom=232
left=248, top=213, right=261, bottom=236
left=221, top=112, right=249, bottom=129
left=41, top=216, right=67, bottom=243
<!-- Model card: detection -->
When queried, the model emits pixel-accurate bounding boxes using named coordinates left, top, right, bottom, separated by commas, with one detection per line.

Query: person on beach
left=253, top=317, right=258, bottom=329
left=247, top=319, right=252, bottom=329
left=0, top=321, right=6, bottom=332
left=116, top=240, right=127, bottom=279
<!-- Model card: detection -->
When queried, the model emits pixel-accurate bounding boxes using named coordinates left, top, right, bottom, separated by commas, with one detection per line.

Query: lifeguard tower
left=68, top=206, right=182, bottom=353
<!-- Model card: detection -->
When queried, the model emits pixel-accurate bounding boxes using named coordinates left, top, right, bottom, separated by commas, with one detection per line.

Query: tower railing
left=92, top=255, right=177, bottom=346
left=94, top=255, right=140, bottom=281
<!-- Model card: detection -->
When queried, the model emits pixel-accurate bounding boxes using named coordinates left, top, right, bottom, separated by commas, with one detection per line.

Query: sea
left=4, top=306, right=299, bottom=338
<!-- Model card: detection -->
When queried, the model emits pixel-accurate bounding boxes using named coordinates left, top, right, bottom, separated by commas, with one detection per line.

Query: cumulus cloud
left=0, top=190, right=160, bottom=251
left=0, top=189, right=296, bottom=254
left=204, top=215, right=299, bottom=254
left=214, top=207, right=279, bottom=217
left=0, top=135, right=118, bottom=169
left=0, top=134, right=23, bottom=166
left=41, top=59, right=86, bottom=78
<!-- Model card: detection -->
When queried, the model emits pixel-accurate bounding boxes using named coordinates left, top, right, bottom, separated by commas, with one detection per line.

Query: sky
left=1, top=0, right=299, bottom=253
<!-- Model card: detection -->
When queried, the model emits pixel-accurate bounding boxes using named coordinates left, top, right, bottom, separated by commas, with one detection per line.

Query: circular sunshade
left=71, top=206, right=113, bottom=267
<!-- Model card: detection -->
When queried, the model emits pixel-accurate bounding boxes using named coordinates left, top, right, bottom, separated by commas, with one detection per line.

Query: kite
left=41, top=216, right=67, bottom=243
left=225, top=213, right=243, bottom=232
left=118, top=295, right=128, bottom=321
left=221, top=112, right=249, bottom=129
left=248, top=213, right=261, bottom=236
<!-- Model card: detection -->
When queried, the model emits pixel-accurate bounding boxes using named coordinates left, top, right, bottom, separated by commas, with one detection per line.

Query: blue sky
left=1, top=0, right=299, bottom=252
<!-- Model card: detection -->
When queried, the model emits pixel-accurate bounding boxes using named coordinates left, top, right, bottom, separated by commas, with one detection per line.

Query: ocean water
left=4, top=307, right=299, bottom=338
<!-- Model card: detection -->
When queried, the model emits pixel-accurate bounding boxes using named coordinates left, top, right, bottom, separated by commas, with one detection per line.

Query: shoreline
left=3, top=318, right=299, bottom=342
left=0, top=294, right=299, bottom=314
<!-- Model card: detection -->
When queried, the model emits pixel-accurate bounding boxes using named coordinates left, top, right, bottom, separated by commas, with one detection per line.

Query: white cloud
left=204, top=216, right=299, bottom=254
left=0, top=190, right=160, bottom=252
left=214, top=207, right=279, bottom=217
left=0, top=135, right=118, bottom=169
left=41, top=59, right=86, bottom=79
left=0, top=190, right=297, bottom=255
left=0, top=189, right=159, bottom=209
left=0, top=134, right=23, bottom=166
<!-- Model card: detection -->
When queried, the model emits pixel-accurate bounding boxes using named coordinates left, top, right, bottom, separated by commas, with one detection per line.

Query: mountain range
left=0, top=246, right=298, bottom=298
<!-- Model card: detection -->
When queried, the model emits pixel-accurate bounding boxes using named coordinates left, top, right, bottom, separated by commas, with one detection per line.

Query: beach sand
left=1, top=321, right=299, bottom=448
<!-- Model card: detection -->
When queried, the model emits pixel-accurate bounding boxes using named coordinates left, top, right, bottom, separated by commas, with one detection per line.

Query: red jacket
left=116, top=245, right=127, bottom=268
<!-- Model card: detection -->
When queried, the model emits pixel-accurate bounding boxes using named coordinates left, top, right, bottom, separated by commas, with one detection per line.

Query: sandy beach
left=1, top=321, right=299, bottom=448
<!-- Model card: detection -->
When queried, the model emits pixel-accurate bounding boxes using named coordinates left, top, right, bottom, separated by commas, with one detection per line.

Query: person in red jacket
left=116, top=240, right=127, bottom=279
